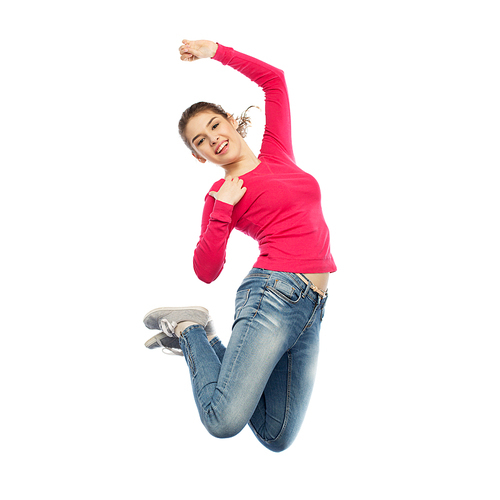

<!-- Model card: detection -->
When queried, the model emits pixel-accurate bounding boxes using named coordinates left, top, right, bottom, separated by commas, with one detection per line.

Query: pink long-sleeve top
left=193, top=44, right=337, bottom=284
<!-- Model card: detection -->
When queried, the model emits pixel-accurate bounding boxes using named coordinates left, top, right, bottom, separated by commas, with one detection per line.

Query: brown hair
left=178, top=102, right=258, bottom=153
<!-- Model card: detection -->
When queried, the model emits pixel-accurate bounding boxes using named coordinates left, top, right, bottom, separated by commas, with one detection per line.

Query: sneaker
left=143, top=306, right=210, bottom=332
left=144, top=319, right=216, bottom=356
left=144, top=332, right=183, bottom=356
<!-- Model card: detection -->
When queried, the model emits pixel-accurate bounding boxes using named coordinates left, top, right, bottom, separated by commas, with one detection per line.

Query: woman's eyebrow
left=192, top=117, right=217, bottom=144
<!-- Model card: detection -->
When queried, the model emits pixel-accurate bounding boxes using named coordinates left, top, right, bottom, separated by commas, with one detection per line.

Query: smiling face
left=184, top=111, right=242, bottom=165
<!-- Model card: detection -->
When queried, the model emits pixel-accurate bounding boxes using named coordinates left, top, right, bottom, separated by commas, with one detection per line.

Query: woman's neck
left=222, top=143, right=260, bottom=178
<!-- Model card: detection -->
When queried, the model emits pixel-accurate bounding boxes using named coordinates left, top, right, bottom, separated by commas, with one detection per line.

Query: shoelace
left=162, top=346, right=182, bottom=356
left=159, top=319, right=183, bottom=356
left=160, top=318, right=178, bottom=336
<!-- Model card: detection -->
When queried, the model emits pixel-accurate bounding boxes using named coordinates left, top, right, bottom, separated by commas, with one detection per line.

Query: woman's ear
left=192, top=152, right=207, bottom=163
left=227, top=114, right=238, bottom=130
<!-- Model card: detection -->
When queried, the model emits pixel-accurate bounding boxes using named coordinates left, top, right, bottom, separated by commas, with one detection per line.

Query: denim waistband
left=249, top=268, right=327, bottom=304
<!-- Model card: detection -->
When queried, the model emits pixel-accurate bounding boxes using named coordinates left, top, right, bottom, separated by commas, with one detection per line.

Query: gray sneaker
left=144, top=332, right=182, bottom=355
left=144, top=320, right=216, bottom=356
left=143, top=306, right=210, bottom=332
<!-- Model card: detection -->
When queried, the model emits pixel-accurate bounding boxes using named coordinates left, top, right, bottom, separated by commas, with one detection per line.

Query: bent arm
left=193, top=193, right=234, bottom=283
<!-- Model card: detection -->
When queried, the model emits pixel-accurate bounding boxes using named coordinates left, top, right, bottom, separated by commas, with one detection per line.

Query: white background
left=1, top=1, right=499, bottom=498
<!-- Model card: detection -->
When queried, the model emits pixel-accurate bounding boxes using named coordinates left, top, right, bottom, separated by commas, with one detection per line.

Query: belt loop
left=302, top=280, right=311, bottom=298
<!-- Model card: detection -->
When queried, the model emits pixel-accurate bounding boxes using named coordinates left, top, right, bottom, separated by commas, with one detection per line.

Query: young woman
left=143, top=39, right=337, bottom=452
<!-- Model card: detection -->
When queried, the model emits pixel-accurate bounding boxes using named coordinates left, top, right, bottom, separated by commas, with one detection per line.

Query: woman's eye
left=196, top=123, right=218, bottom=146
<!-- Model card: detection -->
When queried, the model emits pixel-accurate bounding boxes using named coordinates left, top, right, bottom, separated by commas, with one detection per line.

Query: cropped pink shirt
left=193, top=44, right=336, bottom=283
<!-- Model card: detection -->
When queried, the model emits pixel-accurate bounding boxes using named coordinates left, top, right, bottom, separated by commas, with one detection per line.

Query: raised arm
left=180, top=40, right=295, bottom=161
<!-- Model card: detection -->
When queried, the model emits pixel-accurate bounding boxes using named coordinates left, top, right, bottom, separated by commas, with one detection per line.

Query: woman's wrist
left=210, top=41, right=218, bottom=58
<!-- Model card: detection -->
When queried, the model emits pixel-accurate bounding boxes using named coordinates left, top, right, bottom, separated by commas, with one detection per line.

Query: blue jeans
left=179, top=268, right=328, bottom=452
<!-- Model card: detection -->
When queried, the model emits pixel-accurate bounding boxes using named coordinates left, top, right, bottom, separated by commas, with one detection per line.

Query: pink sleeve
left=213, top=44, right=295, bottom=161
left=193, top=193, right=234, bottom=283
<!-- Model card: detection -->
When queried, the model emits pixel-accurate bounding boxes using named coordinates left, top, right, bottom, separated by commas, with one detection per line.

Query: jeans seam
left=305, top=303, right=320, bottom=330
left=235, top=288, right=251, bottom=319
left=181, top=324, right=209, bottom=376
left=287, top=301, right=320, bottom=353
left=258, top=350, right=293, bottom=446
left=210, top=276, right=269, bottom=414
left=181, top=334, right=196, bottom=376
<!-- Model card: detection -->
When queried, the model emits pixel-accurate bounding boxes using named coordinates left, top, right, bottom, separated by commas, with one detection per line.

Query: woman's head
left=178, top=102, right=254, bottom=164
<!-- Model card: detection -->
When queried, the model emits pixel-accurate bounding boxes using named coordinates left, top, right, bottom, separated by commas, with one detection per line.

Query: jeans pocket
left=267, top=278, right=301, bottom=304
left=234, top=288, right=251, bottom=320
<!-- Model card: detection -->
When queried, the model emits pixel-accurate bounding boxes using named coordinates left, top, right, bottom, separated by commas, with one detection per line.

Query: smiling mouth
left=216, top=141, right=229, bottom=154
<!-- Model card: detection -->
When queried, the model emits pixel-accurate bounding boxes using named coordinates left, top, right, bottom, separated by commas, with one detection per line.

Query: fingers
left=179, top=40, right=192, bottom=53
left=212, top=177, right=247, bottom=206
left=223, top=177, right=244, bottom=191
left=179, top=40, right=196, bottom=61
left=179, top=40, right=203, bottom=62
left=224, top=176, right=243, bottom=185
left=178, top=39, right=216, bottom=61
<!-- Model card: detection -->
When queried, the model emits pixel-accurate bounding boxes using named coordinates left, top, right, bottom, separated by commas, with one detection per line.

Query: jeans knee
left=207, top=424, right=244, bottom=440
left=205, top=416, right=246, bottom=440
left=260, top=435, right=295, bottom=453
left=250, top=424, right=298, bottom=453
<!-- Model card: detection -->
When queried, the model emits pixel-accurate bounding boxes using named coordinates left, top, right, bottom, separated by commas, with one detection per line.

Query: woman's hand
left=209, top=177, right=247, bottom=206
left=179, top=39, right=218, bottom=61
